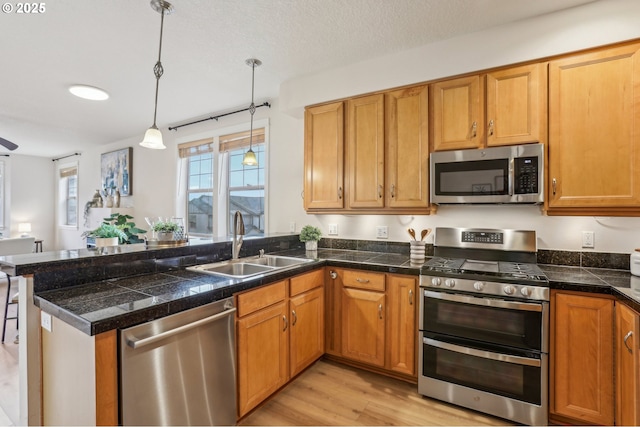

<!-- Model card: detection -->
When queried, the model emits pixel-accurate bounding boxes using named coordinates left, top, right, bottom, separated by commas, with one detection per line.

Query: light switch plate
left=41, top=311, right=52, bottom=332
left=328, top=224, right=338, bottom=235
left=376, top=226, right=388, bottom=239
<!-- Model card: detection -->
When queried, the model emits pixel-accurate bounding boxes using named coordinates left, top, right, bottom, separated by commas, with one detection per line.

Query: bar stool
left=1, top=273, right=16, bottom=343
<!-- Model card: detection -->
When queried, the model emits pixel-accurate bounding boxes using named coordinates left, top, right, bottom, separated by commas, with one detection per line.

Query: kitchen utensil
left=420, top=228, right=431, bottom=241
left=408, top=228, right=416, bottom=240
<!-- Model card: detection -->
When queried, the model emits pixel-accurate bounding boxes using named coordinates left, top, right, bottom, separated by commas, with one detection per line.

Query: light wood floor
left=239, top=359, right=514, bottom=426
left=0, top=278, right=19, bottom=427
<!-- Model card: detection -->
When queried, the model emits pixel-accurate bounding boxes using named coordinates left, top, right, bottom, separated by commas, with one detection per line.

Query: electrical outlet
left=582, top=231, right=595, bottom=248
left=376, top=226, right=388, bottom=239
left=289, top=222, right=296, bottom=233
left=41, top=311, right=52, bottom=332
left=328, top=224, right=338, bottom=235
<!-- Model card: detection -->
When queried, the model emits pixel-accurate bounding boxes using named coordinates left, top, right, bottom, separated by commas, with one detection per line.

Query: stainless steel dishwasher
left=120, top=297, right=236, bottom=426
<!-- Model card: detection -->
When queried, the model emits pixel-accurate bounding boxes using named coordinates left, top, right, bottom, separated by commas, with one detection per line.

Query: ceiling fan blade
left=0, top=137, right=18, bottom=151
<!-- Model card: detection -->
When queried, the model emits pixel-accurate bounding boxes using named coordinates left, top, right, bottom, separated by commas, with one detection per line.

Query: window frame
left=57, top=160, right=79, bottom=229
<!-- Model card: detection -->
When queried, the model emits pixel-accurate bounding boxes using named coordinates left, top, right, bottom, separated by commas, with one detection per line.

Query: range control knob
left=444, top=279, right=456, bottom=288
left=520, top=287, right=532, bottom=297
left=473, top=281, right=485, bottom=291
left=431, top=277, right=441, bottom=286
left=503, top=285, right=515, bottom=295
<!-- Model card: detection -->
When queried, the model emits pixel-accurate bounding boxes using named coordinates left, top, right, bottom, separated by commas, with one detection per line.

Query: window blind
left=178, top=138, right=214, bottom=159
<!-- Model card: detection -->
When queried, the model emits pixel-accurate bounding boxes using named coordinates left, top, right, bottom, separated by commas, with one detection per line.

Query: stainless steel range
left=418, top=227, right=549, bottom=426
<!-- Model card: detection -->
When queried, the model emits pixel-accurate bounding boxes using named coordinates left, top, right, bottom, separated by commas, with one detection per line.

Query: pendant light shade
left=242, top=58, right=262, bottom=166
left=140, top=0, right=174, bottom=150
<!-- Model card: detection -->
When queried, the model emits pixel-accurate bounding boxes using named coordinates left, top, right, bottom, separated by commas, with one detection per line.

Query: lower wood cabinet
left=550, top=291, right=614, bottom=425
left=616, top=302, right=640, bottom=426
left=327, top=267, right=417, bottom=378
left=236, top=269, right=324, bottom=418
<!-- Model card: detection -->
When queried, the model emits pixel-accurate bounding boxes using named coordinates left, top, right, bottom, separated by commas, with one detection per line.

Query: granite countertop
left=34, top=248, right=420, bottom=336
left=33, top=247, right=640, bottom=336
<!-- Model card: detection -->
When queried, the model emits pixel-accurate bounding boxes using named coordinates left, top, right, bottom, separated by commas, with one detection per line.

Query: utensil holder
left=410, top=241, right=426, bottom=263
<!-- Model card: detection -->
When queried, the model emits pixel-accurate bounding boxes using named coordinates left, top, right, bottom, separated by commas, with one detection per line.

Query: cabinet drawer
left=342, top=270, right=385, bottom=291
left=236, top=280, right=287, bottom=317
left=290, top=269, right=324, bottom=297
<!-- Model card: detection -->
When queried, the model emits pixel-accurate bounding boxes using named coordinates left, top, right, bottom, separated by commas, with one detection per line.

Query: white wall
left=7, top=155, right=55, bottom=247
left=52, top=0, right=640, bottom=254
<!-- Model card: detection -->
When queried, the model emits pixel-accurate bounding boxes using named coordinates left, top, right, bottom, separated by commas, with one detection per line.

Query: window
left=179, top=125, right=267, bottom=238
left=58, top=163, right=78, bottom=227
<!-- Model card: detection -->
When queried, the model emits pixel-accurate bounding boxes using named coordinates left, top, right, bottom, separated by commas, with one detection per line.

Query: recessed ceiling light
left=69, top=84, right=109, bottom=101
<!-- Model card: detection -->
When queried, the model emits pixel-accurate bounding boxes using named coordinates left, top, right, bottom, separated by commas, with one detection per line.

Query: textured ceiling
left=0, top=0, right=596, bottom=157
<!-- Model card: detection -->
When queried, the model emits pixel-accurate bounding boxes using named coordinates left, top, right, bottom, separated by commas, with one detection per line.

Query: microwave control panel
left=514, top=156, right=539, bottom=194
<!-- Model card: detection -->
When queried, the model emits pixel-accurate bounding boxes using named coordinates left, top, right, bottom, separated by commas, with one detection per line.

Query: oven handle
left=423, top=289, right=542, bottom=312
left=424, top=337, right=541, bottom=367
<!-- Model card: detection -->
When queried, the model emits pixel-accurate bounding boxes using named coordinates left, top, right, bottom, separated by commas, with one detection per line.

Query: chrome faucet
left=232, top=211, right=245, bottom=259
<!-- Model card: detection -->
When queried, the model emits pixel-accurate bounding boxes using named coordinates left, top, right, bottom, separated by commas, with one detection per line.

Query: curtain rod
left=52, top=152, right=81, bottom=162
left=168, top=101, right=271, bottom=131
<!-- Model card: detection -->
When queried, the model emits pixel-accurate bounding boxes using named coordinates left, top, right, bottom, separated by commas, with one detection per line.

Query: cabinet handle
left=292, top=310, right=297, bottom=326
left=552, top=178, right=557, bottom=196
left=391, top=184, right=395, bottom=198
left=356, top=278, right=370, bottom=283
left=471, top=121, right=477, bottom=138
left=378, top=304, right=383, bottom=320
left=409, top=289, right=413, bottom=305
left=338, top=186, right=343, bottom=199
left=488, top=119, right=494, bottom=136
left=329, top=270, right=337, bottom=280
left=378, top=184, right=383, bottom=198
left=624, top=331, right=634, bottom=354
left=283, top=315, right=288, bottom=331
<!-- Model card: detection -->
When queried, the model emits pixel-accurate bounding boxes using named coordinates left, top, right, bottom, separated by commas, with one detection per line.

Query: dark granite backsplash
left=319, top=238, right=435, bottom=257
left=537, top=249, right=630, bottom=270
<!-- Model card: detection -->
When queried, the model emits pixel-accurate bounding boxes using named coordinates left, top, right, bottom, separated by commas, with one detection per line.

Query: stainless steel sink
left=246, top=255, right=313, bottom=268
left=188, top=255, right=313, bottom=279
left=192, top=262, right=276, bottom=279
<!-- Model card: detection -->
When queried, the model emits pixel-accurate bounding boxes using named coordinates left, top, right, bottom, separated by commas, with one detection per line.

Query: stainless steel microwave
left=430, top=143, right=544, bottom=204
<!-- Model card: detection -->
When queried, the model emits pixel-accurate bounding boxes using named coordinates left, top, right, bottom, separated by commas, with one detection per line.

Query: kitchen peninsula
left=3, top=235, right=640, bottom=426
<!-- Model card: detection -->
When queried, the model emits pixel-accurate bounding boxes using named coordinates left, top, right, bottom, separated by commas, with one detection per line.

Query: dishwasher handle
left=126, top=306, right=237, bottom=349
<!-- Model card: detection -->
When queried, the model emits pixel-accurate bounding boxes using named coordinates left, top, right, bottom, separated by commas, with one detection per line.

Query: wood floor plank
left=239, top=359, right=515, bottom=426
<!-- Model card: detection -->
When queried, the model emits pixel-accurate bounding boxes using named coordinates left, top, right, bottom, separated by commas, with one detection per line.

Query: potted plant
left=102, top=213, right=147, bottom=244
left=83, top=223, right=128, bottom=247
left=152, top=220, right=180, bottom=241
left=299, top=225, right=322, bottom=251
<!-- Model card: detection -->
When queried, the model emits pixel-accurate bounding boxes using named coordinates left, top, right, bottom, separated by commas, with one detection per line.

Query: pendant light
left=140, top=0, right=174, bottom=150
left=242, top=58, right=262, bottom=166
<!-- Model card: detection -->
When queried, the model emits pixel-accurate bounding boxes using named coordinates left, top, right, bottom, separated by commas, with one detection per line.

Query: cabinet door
left=341, top=287, right=385, bottom=367
left=432, top=75, right=484, bottom=151
left=347, top=94, right=385, bottom=208
left=486, top=63, right=547, bottom=147
left=290, top=287, right=324, bottom=377
left=616, top=302, right=640, bottom=426
left=549, top=43, right=640, bottom=209
left=385, top=275, right=417, bottom=376
left=551, top=292, right=614, bottom=425
left=386, top=85, right=430, bottom=208
left=237, top=301, right=289, bottom=417
left=304, top=102, right=344, bottom=210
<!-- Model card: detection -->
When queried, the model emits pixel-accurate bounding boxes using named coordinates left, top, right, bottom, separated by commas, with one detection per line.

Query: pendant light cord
left=152, top=8, right=166, bottom=127
left=248, top=60, right=256, bottom=151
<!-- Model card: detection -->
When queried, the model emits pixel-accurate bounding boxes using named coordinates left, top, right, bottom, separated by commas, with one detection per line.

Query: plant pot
left=305, top=240, right=318, bottom=251
left=157, top=231, right=174, bottom=241
left=95, top=237, right=119, bottom=247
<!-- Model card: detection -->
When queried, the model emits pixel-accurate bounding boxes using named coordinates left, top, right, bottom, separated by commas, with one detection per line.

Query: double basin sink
left=188, top=254, right=314, bottom=279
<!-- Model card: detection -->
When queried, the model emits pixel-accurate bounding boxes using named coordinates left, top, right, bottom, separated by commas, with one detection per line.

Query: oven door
left=421, top=289, right=548, bottom=352
left=420, top=333, right=546, bottom=406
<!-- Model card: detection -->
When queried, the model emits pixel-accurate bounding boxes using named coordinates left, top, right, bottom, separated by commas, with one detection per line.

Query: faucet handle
left=259, top=249, right=265, bottom=258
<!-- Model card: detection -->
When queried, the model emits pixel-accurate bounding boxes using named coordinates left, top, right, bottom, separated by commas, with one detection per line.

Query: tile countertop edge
left=33, top=252, right=640, bottom=336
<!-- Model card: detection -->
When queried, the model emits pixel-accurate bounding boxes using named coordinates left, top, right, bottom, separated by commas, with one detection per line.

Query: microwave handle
left=508, top=158, right=514, bottom=196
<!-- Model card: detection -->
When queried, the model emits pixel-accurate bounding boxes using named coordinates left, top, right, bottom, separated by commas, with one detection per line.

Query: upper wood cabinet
left=432, top=75, right=484, bottom=151
left=432, top=63, right=546, bottom=151
left=550, top=291, right=614, bottom=426
left=347, top=94, right=385, bottom=208
left=305, top=84, right=429, bottom=213
left=304, top=101, right=344, bottom=210
left=386, top=85, right=430, bottom=209
left=616, top=302, right=640, bottom=426
left=548, top=43, right=640, bottom=213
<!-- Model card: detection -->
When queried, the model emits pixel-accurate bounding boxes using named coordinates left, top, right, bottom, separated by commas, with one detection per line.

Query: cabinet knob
left=329, top=270, right=337, bottom=280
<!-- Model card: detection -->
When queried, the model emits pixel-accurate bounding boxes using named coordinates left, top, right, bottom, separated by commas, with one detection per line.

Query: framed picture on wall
left=101, top=147, right=132, bottom=196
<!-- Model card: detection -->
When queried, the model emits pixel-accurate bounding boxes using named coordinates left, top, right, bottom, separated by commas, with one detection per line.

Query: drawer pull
left=356, top=278, right=370, bottom=284
left=624, top=331, right=634, bottom=354
left=292, top=310, right=297, bottom=326
left=409, top=289, right=414, bottom=305
left=283, top=315, right=288, bottom=331
left=378, top=304, right=383, bottom=320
